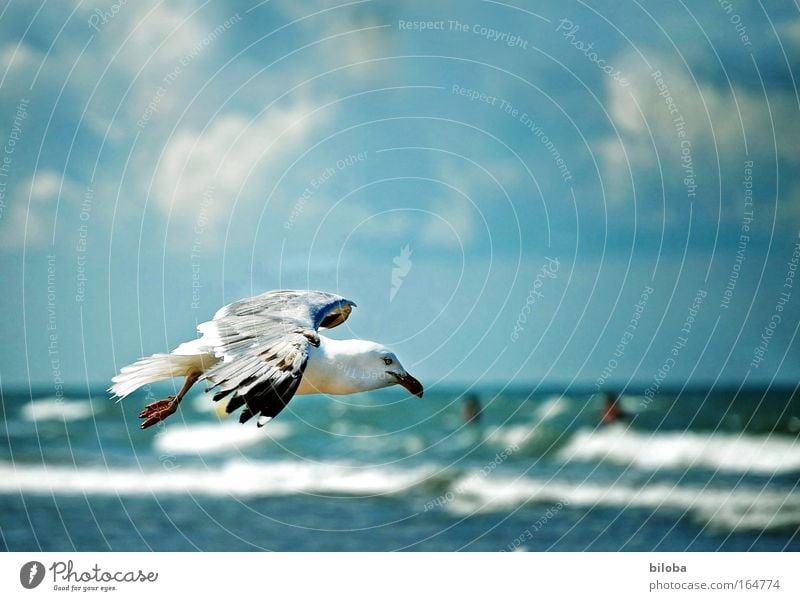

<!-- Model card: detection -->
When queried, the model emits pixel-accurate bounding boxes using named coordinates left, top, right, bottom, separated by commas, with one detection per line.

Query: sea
left=1, top=384, right=799, bottom=551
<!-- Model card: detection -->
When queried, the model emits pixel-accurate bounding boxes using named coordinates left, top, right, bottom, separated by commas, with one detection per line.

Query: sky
left=1, top=0, right=799, bottom=393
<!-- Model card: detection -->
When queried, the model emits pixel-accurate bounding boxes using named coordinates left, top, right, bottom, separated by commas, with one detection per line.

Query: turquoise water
left=1, top=385, right=799, bottom=551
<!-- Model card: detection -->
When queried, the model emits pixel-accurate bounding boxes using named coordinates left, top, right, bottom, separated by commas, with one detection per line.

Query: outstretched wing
left=199, top=290, right=356, bottom=426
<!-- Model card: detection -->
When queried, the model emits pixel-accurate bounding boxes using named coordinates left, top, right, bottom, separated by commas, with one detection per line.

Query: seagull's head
left=347, top=341, right=424, bottom=397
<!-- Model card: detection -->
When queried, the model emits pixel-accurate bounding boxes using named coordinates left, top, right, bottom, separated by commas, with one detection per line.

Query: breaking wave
left=154, top=421, right=292, bottom=455
left=20, top=398, right=95, bottom=422
left=1, top=459, right=797, bottom=532
left=558, top=425, right=800, bottom=474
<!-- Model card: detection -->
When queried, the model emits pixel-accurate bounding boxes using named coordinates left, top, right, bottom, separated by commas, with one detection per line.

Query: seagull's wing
left=198, top=290, right=356, bottom=426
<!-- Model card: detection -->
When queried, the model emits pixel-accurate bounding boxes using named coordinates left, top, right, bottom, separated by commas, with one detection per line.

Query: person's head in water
left=601, top=392, right=625, bottom=424
left=462, top=393, right=482, bottom=424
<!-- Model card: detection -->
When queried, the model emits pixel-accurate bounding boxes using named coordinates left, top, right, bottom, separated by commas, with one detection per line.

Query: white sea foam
left=154, top=421, right=291, bottom=454
left=191, top=395, right=214, bottom=413
left=0, top=460, right=438, bottom=498
left=534, top=395, right=571, bottom=420
left=484, top=396, right=584, bottom=455
left=20, top=398, right=94, bottom=422
left=190, top=394, right=228, bottom=415
left=558, top=425, right=800, bottom=474
left=486, top=423, right=566, bottom=455
left=1, top=459, right=797, bottom=531
left=445, top=472, right=800, bottom=531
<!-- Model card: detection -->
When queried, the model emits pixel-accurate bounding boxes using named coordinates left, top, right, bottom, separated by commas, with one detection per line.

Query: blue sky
left=1, top=0, right=799, bottom=392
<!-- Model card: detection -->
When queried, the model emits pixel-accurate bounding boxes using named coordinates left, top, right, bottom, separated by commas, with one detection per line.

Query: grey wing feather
left=199, top=290, right=356, bottom=426
left=213, top=289, right=356, bottom=330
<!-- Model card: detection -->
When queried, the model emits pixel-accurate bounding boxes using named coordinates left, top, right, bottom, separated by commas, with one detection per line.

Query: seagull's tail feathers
left=109, top=352, right=213, bottom=399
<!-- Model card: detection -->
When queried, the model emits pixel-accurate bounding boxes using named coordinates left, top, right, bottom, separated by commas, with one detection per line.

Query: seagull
left=110, top=290, right=423, bottom=429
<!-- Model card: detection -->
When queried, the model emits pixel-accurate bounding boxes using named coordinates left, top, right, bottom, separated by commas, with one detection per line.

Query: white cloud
left=594, top=136, right=637, bottom=202
left=598, top=52, right=800, bottom=212
left=154, top=104, right=317, bottom=229
left=1, top=171, right=79, bottom=249
left=780, top=19, right=800, bottom=49
left=274, top=0, right=391, bottom=78
left=420, top=157, right=520, bottom=248
left=608, top=53, right=800, bottom=160
left=0, top=1, right=395, bottom=257
left=421, top=198, right=474, bottom=249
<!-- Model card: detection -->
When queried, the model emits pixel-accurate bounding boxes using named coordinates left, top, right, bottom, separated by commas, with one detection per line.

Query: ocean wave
left=190, top=395, right=229, bottom=417
left=486, top=423, right=568, bottom=456
left=1, top=459, right=797, bottom=532
left=20, top=398, right=95, bottom=422
left=484, top=396, right=590, bottom=455
left=558, top=425, right=800, bottom=474
left=154, top=421, right=292, bottom=455
left=534, top=395, right=572, bottom=420
left=446, top=473, right=800, bottom=531
left=0, top=460, right=441, bottom=498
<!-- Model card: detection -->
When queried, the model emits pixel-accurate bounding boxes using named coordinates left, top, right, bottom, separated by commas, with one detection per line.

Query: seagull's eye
left=383, top=357, right=393, bottom=366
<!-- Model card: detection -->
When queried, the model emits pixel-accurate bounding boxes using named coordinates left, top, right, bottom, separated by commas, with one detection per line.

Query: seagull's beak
left=388, top=371, right=424, bottom=398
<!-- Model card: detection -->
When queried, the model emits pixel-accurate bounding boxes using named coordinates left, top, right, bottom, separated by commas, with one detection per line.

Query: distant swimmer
left=601, top=392, right=630, bottom=425
left=462, top=393, right=482, bottom=424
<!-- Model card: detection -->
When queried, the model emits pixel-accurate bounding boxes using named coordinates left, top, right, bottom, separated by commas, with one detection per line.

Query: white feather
left=109, top=338, right=217, bottom=399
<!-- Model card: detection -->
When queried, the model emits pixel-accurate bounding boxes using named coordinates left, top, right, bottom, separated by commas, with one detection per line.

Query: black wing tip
left=213, top=389, right=232, bottom=402
left=239, top=408, right=255, bottom=424
left=225, top=395, right=246, bottom=414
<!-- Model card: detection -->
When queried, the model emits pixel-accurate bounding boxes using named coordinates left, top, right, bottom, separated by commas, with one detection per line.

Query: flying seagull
left=110, top=289, right=423, bottom=429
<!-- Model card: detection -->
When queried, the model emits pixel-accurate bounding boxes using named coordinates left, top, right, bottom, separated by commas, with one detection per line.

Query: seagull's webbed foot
left=138, top=368, right=202, bottom=430
left=139, top=396, right=179, bottom=429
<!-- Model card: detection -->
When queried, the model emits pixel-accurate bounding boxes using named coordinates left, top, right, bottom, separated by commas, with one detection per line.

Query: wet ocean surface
left=1, top=385, right=799, bottom=551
